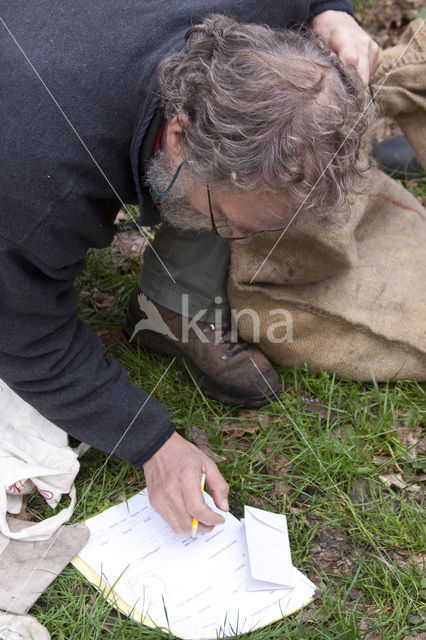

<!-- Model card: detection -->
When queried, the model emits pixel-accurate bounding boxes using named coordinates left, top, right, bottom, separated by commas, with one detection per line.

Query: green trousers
left=138, top=225, right=231, bottom=323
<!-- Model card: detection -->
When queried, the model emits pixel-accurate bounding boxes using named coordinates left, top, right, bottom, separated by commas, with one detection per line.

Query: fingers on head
left=341, top=46, right=360, bottom=69
left=370, top=40, right=383, bottom=73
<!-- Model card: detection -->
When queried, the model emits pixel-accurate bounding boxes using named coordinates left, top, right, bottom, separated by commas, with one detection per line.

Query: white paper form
left=74, top=490, right=315, bottom=640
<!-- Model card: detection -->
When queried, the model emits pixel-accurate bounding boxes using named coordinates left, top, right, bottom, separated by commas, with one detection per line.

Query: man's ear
left=163, top=114, right=189, bottom=165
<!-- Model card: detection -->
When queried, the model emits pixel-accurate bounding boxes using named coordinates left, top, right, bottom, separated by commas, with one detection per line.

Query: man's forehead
left=215, top=189, right=291, bottom=221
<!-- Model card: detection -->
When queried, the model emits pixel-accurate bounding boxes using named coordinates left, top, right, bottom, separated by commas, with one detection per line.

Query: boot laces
left=202, top=323, right=249, bottom=359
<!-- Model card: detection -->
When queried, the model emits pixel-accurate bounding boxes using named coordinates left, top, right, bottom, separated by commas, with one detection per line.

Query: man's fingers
left=311, top=11, right=382, bottom=86
left=155, top=498, right=191, bottom=535
left=338, top=42, right=359, bottom=69
left=143, top=430, right=230, bottom=534
left=183, top=475, right=225, bottom=527
left=356, top=51, right=370, bottom=87
left=205, top=461, right=230, bottom=512
left=186, top=497, right=225, bottom=527
left=337, top=41, right=371, bottom=86
left=369, top=41, right=383, bottom=79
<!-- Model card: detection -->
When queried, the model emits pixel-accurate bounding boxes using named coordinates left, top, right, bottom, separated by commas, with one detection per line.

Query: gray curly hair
left=157, top=14, right=375, bottom=215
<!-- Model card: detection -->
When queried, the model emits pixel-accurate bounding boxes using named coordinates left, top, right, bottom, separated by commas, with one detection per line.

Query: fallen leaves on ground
left=222, top=410, right=271, bottom=437
left=96, top=328, right=123, bottom=344
left=114, top=210, right=128, bottom=224
left=350, top=478, right=378, bottom=509
left=391, top=550, right=426, bottom=574
left=395, top=424, right=426, bottom=460
left=356, top=0, right=423, bottom=48
left=112, top=231, right=147, bottom=260
left=370, top=423, right=425, bottom=493
left=378, top=472, right=422, bottom=493
left=310, top=527, right=356, bottom=575
left=92, top=288, right=116, bottom=309
left=266, top=478, right=290, bottom=499
left=222, top=410, right=274, bottom=455
left=266, top=447, right=291, bottom=477
left=295, top=390, right=339, bottom=421
left=190, top=425, right=226, bottom=463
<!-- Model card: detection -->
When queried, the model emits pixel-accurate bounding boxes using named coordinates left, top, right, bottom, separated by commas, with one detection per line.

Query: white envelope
left=244, top=505, right=296, bottom=590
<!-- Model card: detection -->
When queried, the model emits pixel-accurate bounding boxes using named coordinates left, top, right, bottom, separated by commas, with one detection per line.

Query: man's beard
left=145, top=152, right=212, bottom=233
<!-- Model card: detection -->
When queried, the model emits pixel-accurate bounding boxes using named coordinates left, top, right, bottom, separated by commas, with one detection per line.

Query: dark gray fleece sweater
left=0, top=0, right=352, bottom=466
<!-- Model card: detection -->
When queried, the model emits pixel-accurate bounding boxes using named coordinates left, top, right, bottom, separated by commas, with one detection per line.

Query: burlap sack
left=372, top=17, right=426, bottom=171
left=227, top=18, right=426, bottom=381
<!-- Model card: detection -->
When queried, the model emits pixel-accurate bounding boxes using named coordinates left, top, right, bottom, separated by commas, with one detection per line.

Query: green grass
left=28, top=184, right=425, bottom=638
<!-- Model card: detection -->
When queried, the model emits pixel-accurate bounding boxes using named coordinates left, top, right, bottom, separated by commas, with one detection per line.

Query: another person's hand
left=143, top=431, right=229, bottom=534
left=311, top=10, right=383, bottom=86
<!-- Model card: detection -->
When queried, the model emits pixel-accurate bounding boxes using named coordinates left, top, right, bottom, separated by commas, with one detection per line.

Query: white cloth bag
left=0, top=379, right=81, bottom=542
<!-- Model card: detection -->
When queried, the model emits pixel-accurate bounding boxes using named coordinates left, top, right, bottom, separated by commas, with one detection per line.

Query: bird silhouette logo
left=130, top=293, right=178, bottom=341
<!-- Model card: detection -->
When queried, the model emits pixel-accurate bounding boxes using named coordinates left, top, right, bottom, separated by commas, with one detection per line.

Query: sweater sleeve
left=308, top=0, right=353, bottom=22
left=0, top=233, right=175, bottom=467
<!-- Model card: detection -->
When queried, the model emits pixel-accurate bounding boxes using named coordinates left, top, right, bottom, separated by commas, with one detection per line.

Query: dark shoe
left=123, top=288, right=281, bottom=408
left=373, top=135, right=424, bottom=180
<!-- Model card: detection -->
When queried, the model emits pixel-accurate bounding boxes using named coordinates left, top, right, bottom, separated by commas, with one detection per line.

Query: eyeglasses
left=206, top=185, right=289, bottom=241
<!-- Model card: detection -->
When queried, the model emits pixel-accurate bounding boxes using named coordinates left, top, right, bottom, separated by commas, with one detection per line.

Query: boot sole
left=123, top=313, right=279, bottom=408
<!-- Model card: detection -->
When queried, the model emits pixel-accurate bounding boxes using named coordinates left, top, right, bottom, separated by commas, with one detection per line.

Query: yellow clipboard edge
left=71, top=553, right=208, bottom=640
left=71, top=554, right=151, bottom=628
left=71, top=552, right=314, bottom=640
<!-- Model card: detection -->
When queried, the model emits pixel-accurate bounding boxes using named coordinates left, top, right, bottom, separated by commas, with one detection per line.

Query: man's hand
left=143, top=431, right=229, bottom=534
left=311, top=10, right=383, bottom=86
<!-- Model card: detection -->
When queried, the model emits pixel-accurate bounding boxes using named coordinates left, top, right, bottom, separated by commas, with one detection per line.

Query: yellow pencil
left=191, top=473, right=206, bottom=538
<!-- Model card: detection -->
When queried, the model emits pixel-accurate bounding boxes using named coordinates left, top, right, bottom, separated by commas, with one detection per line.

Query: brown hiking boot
left=123, top=287, right=281, bottom=408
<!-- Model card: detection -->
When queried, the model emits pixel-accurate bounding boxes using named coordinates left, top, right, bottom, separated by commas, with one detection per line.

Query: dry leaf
left=114, top=209, right=128, bottom=224
left=372, top=455, right=391, bottom=464
left=223, top=435, right=253, bottom=452
left=395, top=425, right=425, bottom=460
left=295, top=391, right=339, bottom=420
left=359, top=0, right=423, bottom=48
left=411, top=553, right=426, bottom=573
left=350, top=478, right=377, bottom=508
left=92, top=288, right=116, bottom=308
left=96, top=329, right=122, bottom=344
left=222, top=421, right=260, bottom=437
left=266, top=450, right=291, bottom=476
left=310, top=527, right=355, bottom=575
left=190, top=425, right=226, bottom=463
left=223, top=410, right=271, bottom=437
left=253, top=450, right=266, bottom=464
left=234, top=410, right=270, bottom=427
left=267, top=479, right=290, bottom=499
left=392, top=551, right=426, bottom=573
left=378, top=473, right=421, bottom=492
left=379, top=473, right=407, bottom=490
left=358, top=618, right=370, bottom=631
left=113, top=231, right=147, bottom=259
left=405, top=473, right=426, bottom=483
